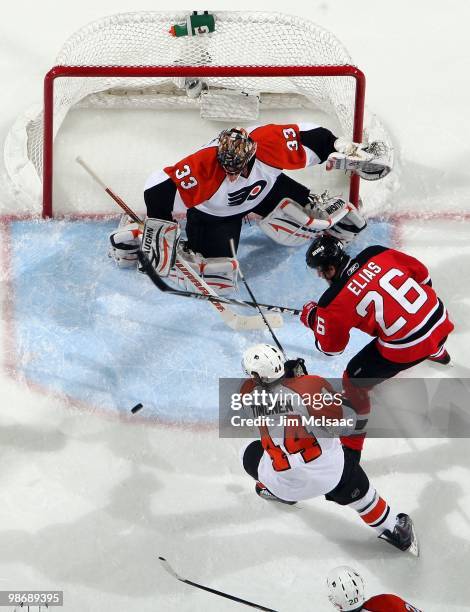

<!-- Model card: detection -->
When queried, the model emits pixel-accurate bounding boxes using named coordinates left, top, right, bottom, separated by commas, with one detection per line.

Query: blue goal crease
left=8, top=219, right=393, bottom=423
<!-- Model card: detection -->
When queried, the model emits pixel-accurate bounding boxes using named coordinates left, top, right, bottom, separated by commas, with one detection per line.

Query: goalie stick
left=76, top=156, right=143, bottom=224
left=137, top=251, right=301, bottom=315
left=165, top=255, right=283, bottom=331
left=76, top=156, right=283, bottom=331
left=229, top=239, right=285, bottom=354
left=158, top=556, right=278, bottom=612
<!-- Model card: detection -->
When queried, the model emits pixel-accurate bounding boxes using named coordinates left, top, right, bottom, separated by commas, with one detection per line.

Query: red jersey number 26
left=356, top=268, right=428, bottom=337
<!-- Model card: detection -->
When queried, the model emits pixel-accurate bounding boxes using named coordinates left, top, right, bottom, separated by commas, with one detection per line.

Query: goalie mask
left=242, top=344, right=285, bottom=382
left=217, top=127, right=257, bottom=180
left=326, top=566, right=365, bottom=611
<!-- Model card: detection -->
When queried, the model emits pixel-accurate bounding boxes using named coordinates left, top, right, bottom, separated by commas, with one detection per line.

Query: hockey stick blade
left=158, top=556, right=279, bottom=611
left=138, top=250, right=283, bottom=331
left=158, top=556, right=182, bottom=580
left=137, top=251, right=300, bottom=316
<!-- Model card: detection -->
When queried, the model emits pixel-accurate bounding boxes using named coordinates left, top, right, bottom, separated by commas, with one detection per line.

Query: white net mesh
left=4, top=11, right=391, bottom=213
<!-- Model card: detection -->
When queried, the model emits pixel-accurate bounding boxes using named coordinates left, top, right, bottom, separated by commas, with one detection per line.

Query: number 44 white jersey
left=240, top=375, right=346, bottom=502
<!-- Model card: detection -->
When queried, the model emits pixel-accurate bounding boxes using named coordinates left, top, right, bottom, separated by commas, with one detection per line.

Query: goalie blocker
left=139, top=218, right=181, bottom=277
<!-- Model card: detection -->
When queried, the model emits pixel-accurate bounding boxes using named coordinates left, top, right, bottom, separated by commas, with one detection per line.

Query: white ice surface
left=1, top=1, right=470, bottom=611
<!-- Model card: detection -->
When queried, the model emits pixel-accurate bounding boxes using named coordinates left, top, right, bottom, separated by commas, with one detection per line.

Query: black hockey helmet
left=306, top=235, right=348, bottom=273
left=217, top=127, right=257, bottom=176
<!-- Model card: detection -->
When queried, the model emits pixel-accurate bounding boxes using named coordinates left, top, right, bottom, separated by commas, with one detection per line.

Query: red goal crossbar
left=43, top=64, right=366, bottom=218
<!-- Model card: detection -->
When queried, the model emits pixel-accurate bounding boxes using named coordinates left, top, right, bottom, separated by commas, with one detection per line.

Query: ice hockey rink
left=1, top=1, right=470, bottom=611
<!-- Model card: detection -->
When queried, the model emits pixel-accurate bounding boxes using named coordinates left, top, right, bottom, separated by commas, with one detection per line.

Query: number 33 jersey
left=146, top=123, right=323, bottom=218
left=313, top=245, right=454, bottom=363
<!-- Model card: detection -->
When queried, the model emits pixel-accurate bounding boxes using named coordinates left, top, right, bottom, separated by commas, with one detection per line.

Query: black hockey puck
left=131, top=403, right=143, bottom=414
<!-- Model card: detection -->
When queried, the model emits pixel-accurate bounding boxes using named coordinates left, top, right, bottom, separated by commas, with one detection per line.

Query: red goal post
left=43, top=64, right=365, bottom=218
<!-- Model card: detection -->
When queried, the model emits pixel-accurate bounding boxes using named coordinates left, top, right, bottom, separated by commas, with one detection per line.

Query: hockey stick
left=76, top=156, right=144, bottom=225
left=229, top=239, right=285, bottom=354
left=158, top=557, right=279, bottom=612
left=137, top=251, right=301, bottom=315
left=164, top=255, right=283, bottom=331
left=75, top=156, right=283, bottom=331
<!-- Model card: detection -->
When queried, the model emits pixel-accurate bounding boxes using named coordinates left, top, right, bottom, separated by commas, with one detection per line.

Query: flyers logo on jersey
left=227, top=180, right=267, bottom=206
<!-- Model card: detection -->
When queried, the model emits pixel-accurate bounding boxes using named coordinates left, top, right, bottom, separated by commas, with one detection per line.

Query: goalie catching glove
left=326, top=138, right=392, bottom=181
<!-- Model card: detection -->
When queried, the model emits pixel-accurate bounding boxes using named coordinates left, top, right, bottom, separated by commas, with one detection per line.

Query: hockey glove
left=284, top=357, right=309, bottom=378
left=300, top=300, right=318, bottom=329
left=326, top=138, right=391, bottom=181
left=139, top=218, right=181, bottom=277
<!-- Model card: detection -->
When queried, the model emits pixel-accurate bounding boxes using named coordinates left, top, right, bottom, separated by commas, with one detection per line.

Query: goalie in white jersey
left=109, top=123, right=390, bottom=293
left=239, top=344, right=418, bottom=555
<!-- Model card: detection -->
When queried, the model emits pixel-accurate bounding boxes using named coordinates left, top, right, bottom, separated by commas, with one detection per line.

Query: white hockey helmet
left=242, top=344, right=285, bottom=382
left=327, top=566, right=366, bottom=611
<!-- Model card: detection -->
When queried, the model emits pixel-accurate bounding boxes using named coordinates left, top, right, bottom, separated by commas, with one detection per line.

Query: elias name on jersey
left=313, top=245, right=454, bottom=363
left=345, top=260, right=383, bottom=295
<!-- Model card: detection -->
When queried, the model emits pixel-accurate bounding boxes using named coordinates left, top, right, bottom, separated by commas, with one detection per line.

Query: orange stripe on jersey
left=361, top=497, right=388, bottom=525
left=250, top=124, right=307, bottom=170
left=164, top=146, right=226, bottom=207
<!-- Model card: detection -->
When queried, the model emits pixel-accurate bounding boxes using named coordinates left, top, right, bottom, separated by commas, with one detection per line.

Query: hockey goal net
left=4, top=11, right=389, bottom=218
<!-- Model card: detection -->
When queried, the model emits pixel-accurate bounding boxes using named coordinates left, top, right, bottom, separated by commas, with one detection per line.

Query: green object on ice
left=170, top=11, right=216, bottom=37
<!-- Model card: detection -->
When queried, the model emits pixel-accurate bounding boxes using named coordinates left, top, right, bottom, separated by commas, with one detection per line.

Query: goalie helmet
left=242, top=344, right=285, bottom=382
left=306, top=235, right=348, bottom=273
left=217, top=127, right=257, bottom=178
left=326, top=566, right=366, bottom=611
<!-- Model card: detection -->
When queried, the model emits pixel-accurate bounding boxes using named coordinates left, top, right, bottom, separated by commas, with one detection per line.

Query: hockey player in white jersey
left=239, top=344, right=418, bottom=555
left=109, top=123, right=390, bottom=293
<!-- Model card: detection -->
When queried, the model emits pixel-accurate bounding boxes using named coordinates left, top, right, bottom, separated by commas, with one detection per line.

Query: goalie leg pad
left=200, top=257, right=239, bottom=293
left=170, top=246, right=239, bottom=294
left=108, top=217, right=142, bottom=268
left=139, top=218, right=181, bottom=277
left=258, top=198, right=321, bottom=247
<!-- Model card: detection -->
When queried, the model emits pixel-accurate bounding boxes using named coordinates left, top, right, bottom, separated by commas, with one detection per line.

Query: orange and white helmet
left=217, top=127, right=257, bottom=179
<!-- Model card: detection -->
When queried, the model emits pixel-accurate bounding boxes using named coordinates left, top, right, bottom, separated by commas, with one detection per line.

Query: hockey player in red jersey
left=109, top=124, right=390, bottom=293
left=300, top=234, right=454, bottom=451
left=327, top=566, right=422, bottom=611
left=239, top=344, right=418, bottom=555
